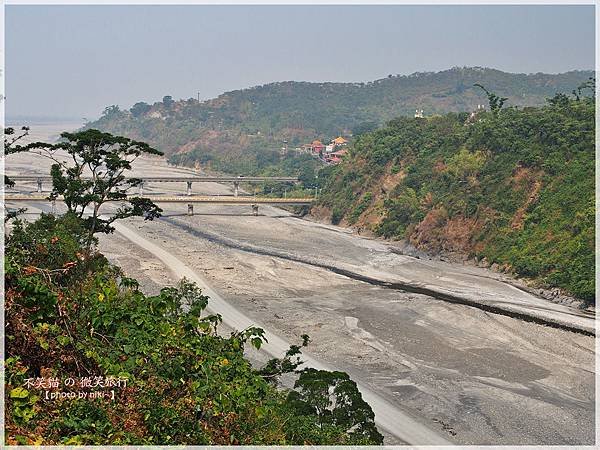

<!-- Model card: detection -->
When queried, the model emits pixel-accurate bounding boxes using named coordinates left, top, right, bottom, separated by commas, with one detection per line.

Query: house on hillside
left=325, top=148, right=347, bottom=165
left=301, top=137, right=348, bottom=161
left=320, top=136, right=348, bottom=155
left=311, top=140, right=325, bottom=155
left=331, top=136, right=348, bottom=146
left=331, top=148, right=347, bottom=158
left=300, top=143, right=313, bottom=153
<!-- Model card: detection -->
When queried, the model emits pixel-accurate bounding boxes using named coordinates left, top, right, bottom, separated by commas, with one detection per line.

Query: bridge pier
left=187, top=204, right=194, bottom=216
left=37, top=179, right=43, bottom=193
left=233, top=181, right=240, bottom=197
left=252, top=204, right=259, bottom=216
left=187, top=181, right=193, bottom=196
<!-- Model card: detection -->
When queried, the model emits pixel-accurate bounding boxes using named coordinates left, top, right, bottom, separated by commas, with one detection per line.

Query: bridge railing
left=8, top=175, right=300, bottom=197
left=4, top=193, right=313, bottom=217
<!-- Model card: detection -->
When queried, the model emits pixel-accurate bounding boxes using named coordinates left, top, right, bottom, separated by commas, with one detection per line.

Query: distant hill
left=85, top=67, right=594, bottom=175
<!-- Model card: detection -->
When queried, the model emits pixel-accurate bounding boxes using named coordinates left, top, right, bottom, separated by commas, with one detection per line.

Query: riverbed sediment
left=6, top=149, right=596, bottom=445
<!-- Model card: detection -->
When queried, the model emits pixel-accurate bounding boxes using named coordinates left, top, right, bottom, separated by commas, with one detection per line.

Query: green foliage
left=352, top=121, right=379, bottom=136
left=30, top=129, right=163, bottom=245
left=4, top=125, right=30, bottom=194
left=5, top=214, right=383, bottom=445
left=445, top=147, right=486, bottom=180
left=162, top=95, right=175, bottom=108
left=130, top=102, right=152, bottom=118
left=377, top=188, right=422, bottom=238
left=4, top=126, right=30, bottom=156
left=318, top=91, right=595, bottom=303
left=331, top=207, right=344, bottom=225
left=84, top=67, right=593, bottom=177
left=286, top=368, right=384, bottom=444
left=6, top=212, right=107, bottom=287
left=258, top=335, right=310, bottom=384
left=10, top=387, right=39, bottom=425
left=473, top=83, right=508, bottom=115
left=347, top=192, right=373, bottom=224
left=102, top=105, right=124, bottom=119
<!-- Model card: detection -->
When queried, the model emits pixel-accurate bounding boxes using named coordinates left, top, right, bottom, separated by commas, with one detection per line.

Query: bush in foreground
left=5, top=214, right=383, bottom=445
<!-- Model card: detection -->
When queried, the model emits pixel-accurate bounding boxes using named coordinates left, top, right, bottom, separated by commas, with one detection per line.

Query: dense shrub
left=5, top=215, right=383, bottom=445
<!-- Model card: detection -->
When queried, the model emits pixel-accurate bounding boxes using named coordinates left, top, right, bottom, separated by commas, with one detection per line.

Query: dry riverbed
left=97, top=210, right=595, bottom=445
left=6, top=146, right=595, bottom=445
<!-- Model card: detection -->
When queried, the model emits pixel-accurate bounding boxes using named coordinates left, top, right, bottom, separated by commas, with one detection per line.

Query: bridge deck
left=9, top=176, right=298, bottom=183
left=4, top=194, right=313, bottom=206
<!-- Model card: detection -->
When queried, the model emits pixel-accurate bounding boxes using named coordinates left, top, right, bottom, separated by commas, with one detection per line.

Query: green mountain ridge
left=85, top=67, right=594, bottom=175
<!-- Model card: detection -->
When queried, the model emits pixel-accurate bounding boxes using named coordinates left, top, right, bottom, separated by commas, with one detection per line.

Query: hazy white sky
left=6, top=4, right=595, bottom=121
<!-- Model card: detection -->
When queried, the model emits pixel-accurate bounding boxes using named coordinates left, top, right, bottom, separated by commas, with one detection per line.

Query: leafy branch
left=474, top=83, right=508, bottom=115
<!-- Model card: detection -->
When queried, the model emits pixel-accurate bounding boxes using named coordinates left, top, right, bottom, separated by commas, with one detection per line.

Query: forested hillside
left=85, top=67, right=593, bottom=175
left=315, top=86, right=595, bottom=303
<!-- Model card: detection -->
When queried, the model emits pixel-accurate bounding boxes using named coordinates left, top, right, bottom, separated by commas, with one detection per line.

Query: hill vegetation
left=315, top=83, right=595, bottom=303
left=85, top=67, right=593, bottom=176
left=5, top=215, right=383, bottom=445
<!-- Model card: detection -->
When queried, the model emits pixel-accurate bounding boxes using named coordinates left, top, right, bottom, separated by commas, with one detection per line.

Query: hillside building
left=331, top=136, right=348, bottom=146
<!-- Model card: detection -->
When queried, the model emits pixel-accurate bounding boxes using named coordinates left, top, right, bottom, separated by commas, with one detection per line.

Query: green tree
left=258, top=334, right=310, bottom=383
left=162, top=95, right=175, bottom=108
left=352, top=121, right=379, bottom=136
left=4, top=126, right=30, bottom=187
left=572, top=77, right=595, bottom=100
left=446, top=147, right=487, bottom=181
left=130, top=102, right=152, bottom=118
left=5, top=212, right=384, bottom=445
left=474, top=83, right=508, bottom=115
left=31, top=129, right=163, bottom=246
left=4, top=126, right=31, bottom=222
left=102, top=105, right=122, bottom=117
left=286, top=368, right=384, bottom=444
left=547, top=92, right=570, bottom=108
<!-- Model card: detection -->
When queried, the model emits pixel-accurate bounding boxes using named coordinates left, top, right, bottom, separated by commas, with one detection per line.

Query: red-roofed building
left=330, top=149, right=347, bottom=157
left=311, top=140, right=325, bottom=153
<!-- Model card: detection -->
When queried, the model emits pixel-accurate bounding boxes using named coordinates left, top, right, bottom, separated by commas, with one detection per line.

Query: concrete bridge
left=4, top=194, right=313, bottom=216
left=9, top=175, right=299, bottom=197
